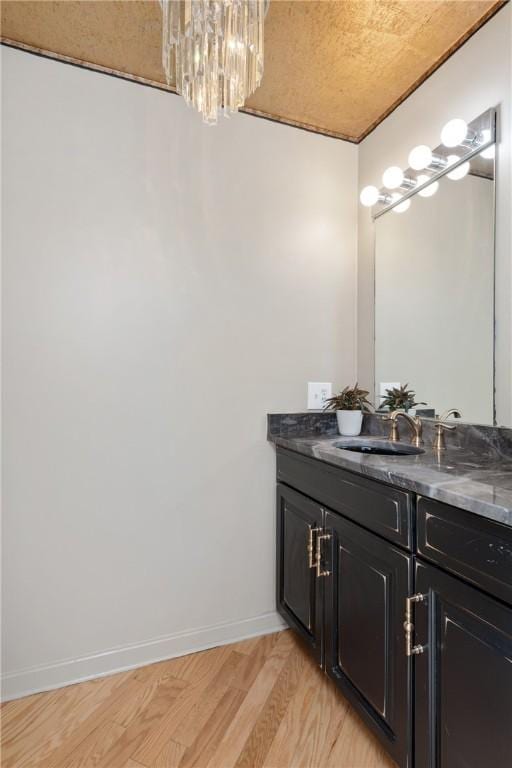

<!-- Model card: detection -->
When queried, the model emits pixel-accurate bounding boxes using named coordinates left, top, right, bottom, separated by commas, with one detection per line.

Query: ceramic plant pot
left=336, top=410, right=363, bottom=436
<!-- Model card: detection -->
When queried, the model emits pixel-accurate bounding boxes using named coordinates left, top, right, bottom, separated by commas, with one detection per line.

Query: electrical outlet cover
left=307, top=382, right=332, bottom=410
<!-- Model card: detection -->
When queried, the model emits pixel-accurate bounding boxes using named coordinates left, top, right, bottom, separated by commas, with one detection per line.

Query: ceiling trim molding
left=0, top=37, right=356, bottom=143
left=239, top=106, right=357, bottom=142
left=0, top=37, right=180, bottom=96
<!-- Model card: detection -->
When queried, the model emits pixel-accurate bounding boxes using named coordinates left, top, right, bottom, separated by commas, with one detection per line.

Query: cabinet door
left=324, top=511, right=412, bottom=768
left=276, top=484, right=324, bottom=664
left=414, top=560, right=512, bottom=768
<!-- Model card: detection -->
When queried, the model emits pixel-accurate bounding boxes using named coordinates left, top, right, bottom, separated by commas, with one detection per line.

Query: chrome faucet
left=386, top=410, right=423, bottom=447
left=433, top=409, right=461, bottom=450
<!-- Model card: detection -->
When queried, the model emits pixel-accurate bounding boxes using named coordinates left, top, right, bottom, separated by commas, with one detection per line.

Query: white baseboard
left=1, top=611, right=286, bottom=702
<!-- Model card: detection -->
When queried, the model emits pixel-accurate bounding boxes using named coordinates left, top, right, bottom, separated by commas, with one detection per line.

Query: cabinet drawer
left=417, top=497, right=512, bottom=606
left=276, top=447, right=413, bottom=549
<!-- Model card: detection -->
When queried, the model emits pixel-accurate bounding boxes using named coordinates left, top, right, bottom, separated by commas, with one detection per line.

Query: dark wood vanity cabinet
left=275, top=447, right=512, bottom=768
left=324, top=512, right=412, bottom=767
left=276, top=449, right=414, bottom=767
left=413, top=560, right=512, bottom=768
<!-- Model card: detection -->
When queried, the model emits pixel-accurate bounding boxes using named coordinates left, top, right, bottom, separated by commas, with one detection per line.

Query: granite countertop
left=268, top=413, right=512, bottom=529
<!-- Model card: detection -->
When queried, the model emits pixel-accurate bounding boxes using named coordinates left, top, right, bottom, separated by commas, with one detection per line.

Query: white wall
left=1, top=47, right=358, bottom=699
left=358, top=4, right=512, bottom=425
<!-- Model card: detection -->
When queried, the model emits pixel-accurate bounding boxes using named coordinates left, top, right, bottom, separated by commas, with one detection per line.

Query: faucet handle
left=433, top=409, right=461, bottom=449
left=436, top=409, right=462, bottom=429
left=382, top=412, right=399, bottom=441
left=435, top=421, right=455, bottom=432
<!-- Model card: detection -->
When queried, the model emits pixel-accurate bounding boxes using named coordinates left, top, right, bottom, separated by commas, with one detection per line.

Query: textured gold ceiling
left=0, top=0, right=504, bottom=141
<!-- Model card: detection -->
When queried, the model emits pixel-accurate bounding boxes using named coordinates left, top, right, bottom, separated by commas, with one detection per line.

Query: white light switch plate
left=307, top=382, right=332, bottom=410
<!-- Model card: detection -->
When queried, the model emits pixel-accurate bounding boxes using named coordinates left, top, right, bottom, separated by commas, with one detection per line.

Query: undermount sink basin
left=333, top=438, right=425, bottom=456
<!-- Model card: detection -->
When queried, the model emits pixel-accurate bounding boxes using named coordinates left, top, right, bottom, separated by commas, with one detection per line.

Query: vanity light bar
left=359, top=107, right=497, bottom=218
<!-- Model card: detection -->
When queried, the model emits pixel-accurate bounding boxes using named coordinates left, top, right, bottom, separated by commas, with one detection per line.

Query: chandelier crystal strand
left=160, top=0, right=266, bottom=125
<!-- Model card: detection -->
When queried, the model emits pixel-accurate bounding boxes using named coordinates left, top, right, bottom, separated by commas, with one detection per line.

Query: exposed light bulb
left=481, top=144, right=495, bottom=160
left=408, top=145, right=432, bottom=170
left=359, top=185, right=380, bottom=207
left=382, top=166, right=404, bottom=189
left=416, top=174, right=439, bottom=197
left=446, top=155, right=470, bottom=180
left=392, top=194, right=411, bottom=213
left=441, top=118, right=468, bottom=147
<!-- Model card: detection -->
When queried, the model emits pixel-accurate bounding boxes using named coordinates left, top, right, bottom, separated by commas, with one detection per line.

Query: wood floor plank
left=132, top=660, right=179, bottom=684
left=2, top=671, right=134, bottom=768
left=60, top=720, right=126, bottom=768
left=132, top=645, right=235, bottom=766
left=1, top=672, right=129, bottom=746
left=287, top=666, right=349, bottom=768
left=111, top=680, right=160, bottom=730
left=113, top=657, right=191, bottom=730
left=167, top=644, right=233, bottom=684
left=230, top=633, right=281, bottom=693
left=262, top=653, right=322, bottom=768
left=178, top=687, right=246, bottom=768
left=35, top=674, right=150, bottom=768
left=0, top=689, right=54, bottom=731
left=153, top=739, right=186, bottom=768
left=204, top=631, right=297, bottom=768
left=229, top=631, right=282, bottom=658
left=94, top=676, right=188, bottom=768
left=171, top=651, right=245, bottom=747
left=233, top=642, right=305, bottom=768
left=325, top=703, right=397, bottom=768
left=1, top=630, right=398, bottom=768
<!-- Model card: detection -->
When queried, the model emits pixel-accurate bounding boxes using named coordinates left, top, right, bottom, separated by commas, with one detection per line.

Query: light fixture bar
left=427, top=154, right=448, bottom=170
left=370, top=107, right=496, bottom=219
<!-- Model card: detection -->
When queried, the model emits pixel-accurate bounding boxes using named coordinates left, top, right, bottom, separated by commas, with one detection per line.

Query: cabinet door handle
left=307, top=527, right=322, bottom=568
left=404, top=593, right=427, bottom=656
left=316, top=531, right=332, bottom=578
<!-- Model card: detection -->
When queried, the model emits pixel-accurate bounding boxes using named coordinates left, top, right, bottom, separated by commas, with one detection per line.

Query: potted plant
left=324, top=383, right=372, bottom=436
left=380, top=383, right=426, bottom=414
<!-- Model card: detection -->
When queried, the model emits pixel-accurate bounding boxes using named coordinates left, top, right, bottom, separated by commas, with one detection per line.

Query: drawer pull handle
left=404, top=593, right=427, bottom=656
left=316, top=532, right=331, bottom=578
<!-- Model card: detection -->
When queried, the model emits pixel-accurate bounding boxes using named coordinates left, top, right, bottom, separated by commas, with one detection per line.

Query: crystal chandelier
left=160, top=0, right=268, bottom=125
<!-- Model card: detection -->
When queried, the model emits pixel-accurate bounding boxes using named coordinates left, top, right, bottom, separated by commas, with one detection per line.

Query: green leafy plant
left=323, top=383, right=373, bottom=412
left=380, top=384, right=426, bottom=412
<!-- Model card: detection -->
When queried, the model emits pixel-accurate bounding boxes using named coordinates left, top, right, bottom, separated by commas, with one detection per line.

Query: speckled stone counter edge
left=267, top=412, right=512, bottom=528
left=267, top=411, right=338, bottom=439
left=268, top=412, right=512, bottom=459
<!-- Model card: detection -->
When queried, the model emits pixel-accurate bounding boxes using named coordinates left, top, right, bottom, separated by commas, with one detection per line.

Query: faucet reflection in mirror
left=359, top=107, right=496, bottom=217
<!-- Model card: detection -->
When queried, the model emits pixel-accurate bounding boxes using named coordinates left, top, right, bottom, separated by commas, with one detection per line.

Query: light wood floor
left=0, top=630, right=396, bottom=768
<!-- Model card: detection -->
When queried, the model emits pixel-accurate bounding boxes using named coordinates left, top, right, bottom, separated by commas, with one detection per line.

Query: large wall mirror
left=373, top=109, right=496, bottom=424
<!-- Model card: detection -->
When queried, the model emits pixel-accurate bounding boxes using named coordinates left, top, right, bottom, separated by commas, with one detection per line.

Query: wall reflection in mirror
left=375, top=148, right=495, bottom=425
